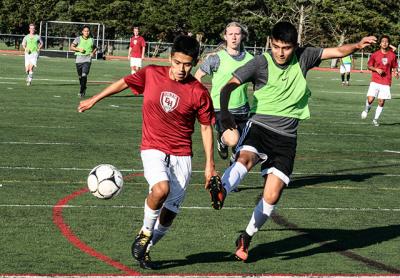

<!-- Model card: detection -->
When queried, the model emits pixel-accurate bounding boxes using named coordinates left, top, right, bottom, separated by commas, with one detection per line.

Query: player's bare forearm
left=200, top=124, right=217, bottom=187
left=194, top=69, right=206, bottom=82
left=78, top=78, right=128, bottom=113
left=321, top=36, right=377, bottom=60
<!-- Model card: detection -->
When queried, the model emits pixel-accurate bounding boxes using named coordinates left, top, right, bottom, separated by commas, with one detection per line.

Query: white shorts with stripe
left=339, top=64, right=351, bottom=74
left=130, top=57, right=143, bottom=68
left=367, top=82, right=391, bottom=100
left=25, top=52, right=39, bottom=67
left=141, top=149, right=192, bottom=213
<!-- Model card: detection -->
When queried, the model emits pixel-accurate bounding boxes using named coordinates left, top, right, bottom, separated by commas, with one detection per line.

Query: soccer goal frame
left=39, top=20, right=105, bottom=59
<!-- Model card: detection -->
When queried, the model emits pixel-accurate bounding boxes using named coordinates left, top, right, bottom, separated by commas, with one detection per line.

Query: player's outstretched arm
left=78, top=78, right=128, bottom=113
left=321, top=36, right=377, bottom=60
left=200, top=123, right=217, bottom=188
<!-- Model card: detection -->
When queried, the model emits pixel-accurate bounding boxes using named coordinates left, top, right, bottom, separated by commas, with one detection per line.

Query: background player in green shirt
left=195, top=22, right=253, bottom=162
left=209, top=21, right=376, bottom=261
left=22, top=24, right=43, bottom=86
left=70, top=25, right=97, bottom=98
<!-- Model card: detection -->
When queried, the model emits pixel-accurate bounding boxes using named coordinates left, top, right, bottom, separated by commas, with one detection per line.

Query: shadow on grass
left=248, top=222, right=400, bottom=267
left=289, top=172, right=384, bottom=188
left=152, top=223, right=400, bottom=270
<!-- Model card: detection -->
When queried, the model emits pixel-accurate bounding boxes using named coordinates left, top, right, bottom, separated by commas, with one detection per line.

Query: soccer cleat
left=131, top=230, right=152, bottom=260
left=79, top=88, right=86, bottom=98
left=345, top=81, right=350, bottom=86
left=216, top=136, right=228, bottom=160
left=235, top=232, right=252, bottom=261
left=361, top=111, right=368, bottom=119
left=372, top=119, right=379, bottom=127
left=208, top=175, right=225, bottom=210
left=139, top=251, right=160, bottom=270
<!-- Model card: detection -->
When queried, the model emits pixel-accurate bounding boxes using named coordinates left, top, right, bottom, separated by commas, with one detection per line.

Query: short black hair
left=271, top=21, right=298, bottom=45
left=380, top=35, right=390, bottom=44
left=171, top=35, right=200, bottom=62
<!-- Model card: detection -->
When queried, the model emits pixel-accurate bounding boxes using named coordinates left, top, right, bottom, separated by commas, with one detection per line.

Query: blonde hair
left=223, top=21, right=248, bottom=43
left=200, top=22, right=248, bottom=61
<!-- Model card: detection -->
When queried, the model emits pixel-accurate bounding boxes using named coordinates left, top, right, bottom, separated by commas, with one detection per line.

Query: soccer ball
left=87, top=164, right=124, bottom=199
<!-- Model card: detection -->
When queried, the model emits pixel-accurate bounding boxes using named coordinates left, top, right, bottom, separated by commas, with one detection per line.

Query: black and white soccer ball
left=87, top=164, right=124, bottom=199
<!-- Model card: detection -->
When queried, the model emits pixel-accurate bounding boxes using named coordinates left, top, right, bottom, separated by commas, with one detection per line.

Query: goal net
left=39, top=20, right=105, bottom=59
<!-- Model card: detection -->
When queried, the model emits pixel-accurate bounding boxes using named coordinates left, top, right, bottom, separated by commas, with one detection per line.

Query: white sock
left=147, top=220, right=170, bottom=251
left=365, top=100, right=371, bottom=112
left=221, top=162, right=248, bottom=193
left=374, top=106, right=383, bottom=120
left=142, top=199, right=160, bottom=234
left=245, top=199, right=275, bottom=236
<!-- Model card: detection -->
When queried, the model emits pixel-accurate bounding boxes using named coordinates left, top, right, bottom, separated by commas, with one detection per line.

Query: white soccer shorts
left=339, top=64, right=351, bottom=74
left=130, top=57, right=143, bottom=68
left=367, top=82, right=391, bottom=100
left=25, top=52, right=39, bottom=67
left=141, top=149, right=192, bottom=213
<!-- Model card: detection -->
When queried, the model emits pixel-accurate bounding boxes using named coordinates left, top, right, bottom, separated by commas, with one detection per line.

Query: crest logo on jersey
left=382, top=57, right=388, bottom=65
left=160, top=91, right=180, bottom=113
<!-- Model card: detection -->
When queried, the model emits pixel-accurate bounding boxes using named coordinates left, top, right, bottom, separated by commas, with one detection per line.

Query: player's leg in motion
left=132, top=182, right=167, bottom=258
left=361, top=95, right=375, bottom=120
left=235, top=174, right=285, bottom=261
left=373, top=99, right=385, bottom=127
left=140, top=207, right=176, bottom=269
left=346, top=72, right=351, bottom=86
left=79, top=62, right=91, bottom=98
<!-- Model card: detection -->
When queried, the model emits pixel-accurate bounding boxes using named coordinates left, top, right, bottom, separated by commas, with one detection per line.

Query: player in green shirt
left=70, top=26, right=97, bottom=98
left=22, top=24, right=43, bottom=86
left=195, top=22, right=253, bottom=161
left=209, top=21, right=376, bottom=261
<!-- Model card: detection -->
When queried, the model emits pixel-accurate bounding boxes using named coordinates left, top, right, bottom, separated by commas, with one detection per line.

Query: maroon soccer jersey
left=129, top=36, right=146, bottom=58
left=368, top=49, right=398, bottom=85
left=124, top=65, right=215, bottom=156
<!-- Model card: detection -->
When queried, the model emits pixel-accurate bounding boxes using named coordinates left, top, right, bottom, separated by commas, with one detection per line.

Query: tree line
left=1, top=0, right=399, bottom=49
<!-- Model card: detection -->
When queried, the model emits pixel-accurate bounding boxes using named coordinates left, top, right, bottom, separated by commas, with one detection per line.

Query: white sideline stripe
left=3, top=276, right=399, bottom=278
left=1, top=203, right=399, bottom=212
left=0, top=141, right=78, bottom=145
left=0, top=81, right=17, bottom=84
left=384, top=150, right=400, bottom=154
left=0, top=76, right=112, bottom=83
left=1, top=166, right=400, bottom=177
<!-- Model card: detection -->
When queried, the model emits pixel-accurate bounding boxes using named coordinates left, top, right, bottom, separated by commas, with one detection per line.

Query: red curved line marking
left=52, top=187, right=139, bottom=275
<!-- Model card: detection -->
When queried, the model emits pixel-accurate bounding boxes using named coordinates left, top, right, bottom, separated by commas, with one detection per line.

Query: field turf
left=0, top=54, right=399, bottom=276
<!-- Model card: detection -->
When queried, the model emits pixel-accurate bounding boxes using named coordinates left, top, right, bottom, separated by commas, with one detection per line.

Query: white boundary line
left=0, top=273, right=400, bottom=278
left=0, top=203, right=399, bottom=212
left=384, top=150, right=400, bottom=154
left=0, top=141, right=78, bottom=145
left=0, top=166, right=400, bottom=177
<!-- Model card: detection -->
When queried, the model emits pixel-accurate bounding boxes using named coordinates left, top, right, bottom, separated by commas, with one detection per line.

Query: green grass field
left=1, top=54, right=400, bottom=276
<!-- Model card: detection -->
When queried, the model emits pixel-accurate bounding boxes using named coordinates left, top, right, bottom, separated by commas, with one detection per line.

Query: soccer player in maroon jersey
left=128, top=26, right=146, bottom=74
left=361, top=35, right=399, bottom=126
left=78, top=35, right=217, bottom=269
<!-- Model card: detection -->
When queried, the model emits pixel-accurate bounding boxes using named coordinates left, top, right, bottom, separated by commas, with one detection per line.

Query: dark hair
left=271, top=21, right=298, bottom=45
left=171, top=35, right=200, bottom=62
left=380, top=35, right=390, bottom=44
left=81, top=25, right=90, bottom=31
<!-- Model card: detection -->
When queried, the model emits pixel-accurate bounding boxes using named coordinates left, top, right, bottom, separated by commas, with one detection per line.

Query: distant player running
left=209, top=21, right=376, bottom=261
left=22, top=24, right=43, bottom=86
left=128, top=26, right=146, bottom=74
left=361, top=35, right=399, bottom=126
left=78, top=35, right=217, bottom=270
left=70, top=25, right=97, bottom=98
left=195, top=22, right=253, bottom=161
left=339, top=55, right=353, bottom=86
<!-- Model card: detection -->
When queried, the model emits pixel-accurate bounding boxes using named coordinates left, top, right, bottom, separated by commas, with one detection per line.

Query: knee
left=263, top=191, right=280, bottom=205
left=149, top=184, right=169, bottom=203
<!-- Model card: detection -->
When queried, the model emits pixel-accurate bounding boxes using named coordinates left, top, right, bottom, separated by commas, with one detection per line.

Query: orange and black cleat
left=208, top=175, right=226, bottom=210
